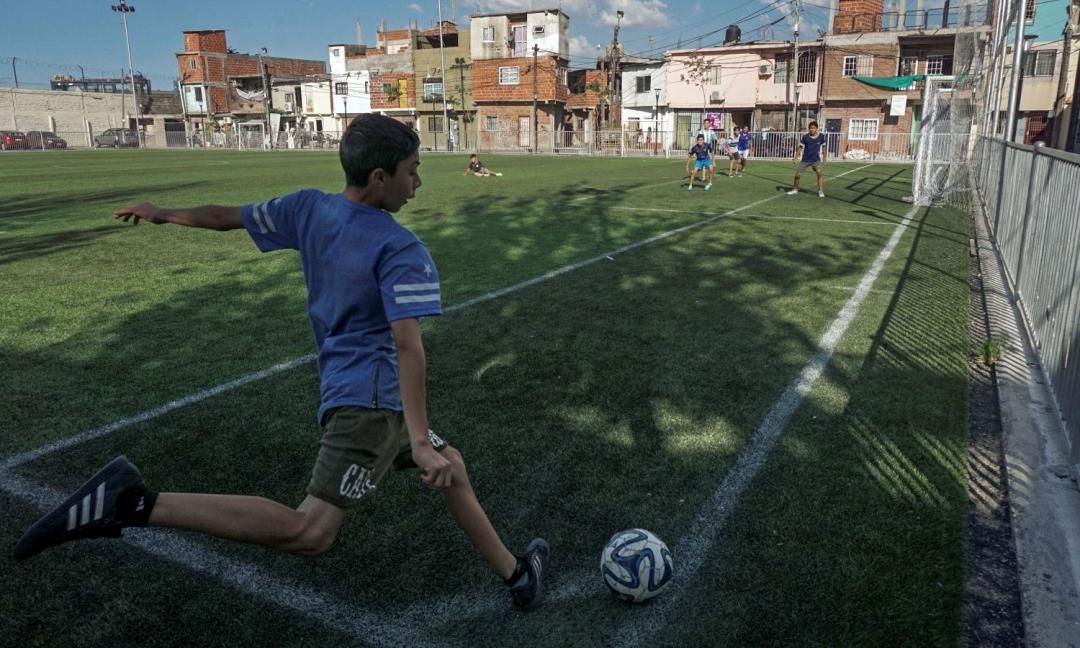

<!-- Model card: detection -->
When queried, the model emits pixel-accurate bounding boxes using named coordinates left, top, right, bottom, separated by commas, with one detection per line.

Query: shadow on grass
left=3, top=171, right=977, bottom=646
left=0, top=181, right=206, bottom=221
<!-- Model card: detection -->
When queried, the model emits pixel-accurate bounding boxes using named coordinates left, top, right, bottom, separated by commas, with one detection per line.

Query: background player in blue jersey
left=685, top=133, right=714, bottom=191
left=734, top=126, right=753, bottom=176
left=787, top=121, right=828, bottom=198
left=15, top=114, right=550, bottom=611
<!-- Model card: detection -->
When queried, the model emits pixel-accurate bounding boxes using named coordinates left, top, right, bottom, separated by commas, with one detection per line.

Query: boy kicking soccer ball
left=787, top=121, right=827, bottom=198
left=685, top=133, right=714, bottom=191
left=14, top=114, right=550, bottom=610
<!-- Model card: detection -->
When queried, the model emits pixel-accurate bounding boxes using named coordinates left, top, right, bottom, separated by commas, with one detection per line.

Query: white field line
left=1, top=163, right=876, bottom=646
left=613, top=202, right=921, bottom=648
left=2, top=163, right=872, bottom=471
left=0, top=470, right=444, bottom=648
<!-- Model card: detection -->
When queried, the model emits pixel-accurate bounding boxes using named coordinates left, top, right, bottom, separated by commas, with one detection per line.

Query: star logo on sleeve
left=424, top=263, right=432, bottom=277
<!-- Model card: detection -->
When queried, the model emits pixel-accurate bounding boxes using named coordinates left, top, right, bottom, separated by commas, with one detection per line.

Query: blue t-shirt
left=689, top=143, right=712, bottom=161
left=801, top=133, right=826, bottom=162
left=737, top=132, right=752, bottom=151
left=243, top=189, right=442, bottom=423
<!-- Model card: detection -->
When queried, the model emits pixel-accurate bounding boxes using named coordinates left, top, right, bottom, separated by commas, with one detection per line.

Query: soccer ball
left=600, top=528, right=674, bottom=602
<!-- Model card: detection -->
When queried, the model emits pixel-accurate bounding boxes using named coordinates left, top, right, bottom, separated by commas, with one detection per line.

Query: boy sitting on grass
left=14, top=114, right=550, bottom=611
left=466, top=154, right=502, bottom=177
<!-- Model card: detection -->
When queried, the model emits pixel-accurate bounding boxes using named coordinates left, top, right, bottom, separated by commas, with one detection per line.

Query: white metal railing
left=973, top=136, right=1080, bottom=471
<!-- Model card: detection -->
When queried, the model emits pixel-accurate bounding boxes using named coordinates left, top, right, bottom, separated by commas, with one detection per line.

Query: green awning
left=851, top=74, right=926, bottom=89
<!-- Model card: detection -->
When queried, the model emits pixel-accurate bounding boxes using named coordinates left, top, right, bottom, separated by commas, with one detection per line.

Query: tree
left=679, top=53, right=713, bottom=128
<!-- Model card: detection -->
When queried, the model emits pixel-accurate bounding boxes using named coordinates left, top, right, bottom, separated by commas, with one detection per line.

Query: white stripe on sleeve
left=395, top=294, right=441, bottom=304
left=393, top=283, right=440, bottom=292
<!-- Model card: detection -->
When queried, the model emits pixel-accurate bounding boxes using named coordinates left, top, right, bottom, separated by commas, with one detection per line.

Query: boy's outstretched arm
left=392, top=317, right=453, bottom=489
left=113, top=203, right=244, bottom=231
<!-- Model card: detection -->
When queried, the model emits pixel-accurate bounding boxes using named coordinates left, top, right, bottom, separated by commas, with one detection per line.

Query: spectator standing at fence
left=787, top=121, right=827, bottom=198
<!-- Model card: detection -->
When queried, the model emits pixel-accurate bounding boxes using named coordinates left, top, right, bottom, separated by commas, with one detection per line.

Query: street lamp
left=111, top=1, right=142, bottom=147
left=654, top=88, right=660, bottom=155
left=454, top=57, right=469, bottom=149
left=256, top=47, right=271, bottom=147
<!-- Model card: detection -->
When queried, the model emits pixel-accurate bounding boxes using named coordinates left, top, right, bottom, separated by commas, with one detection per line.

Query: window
left=926, top=54, right=953, bottom=75
left=485, top=115, right=498, bottom=130
left=1024, top=50, right=1056, bottom=77
left=636, top=76, right=651, bottom=93
left=364, top=81, right=369, bottom=94
left=708, top=65, right=721, bottom=85
left=1025, top=0, right=1036, bottom=23
left=558, top=67, right=568, bottom=87
left=775, top=55, right=790, bottom=84
left=331, top=48, right=341, bottom=57
left=797, top=51, right=817, bottom=83
left=482, top=26, right=495, bottom=42
left=423, top=78, right=444, bottom=102
left=898, top=56, right=917, bottom=76
left=194, top=86, right=203, bottom=102
left=499, top=66, right=520, bottom=85
left=189, top=59, right=197, bottom=70
left=849, top=118, right=879, bottom=141
left=335, top=82, right=347, bottom=95
left=843, top=55, right=873, bottom=77
left=428, top=116, right=443, bottom=132
left=382, top=82, right=393, bottom=95
left=533, top=25, right=545, bottom=35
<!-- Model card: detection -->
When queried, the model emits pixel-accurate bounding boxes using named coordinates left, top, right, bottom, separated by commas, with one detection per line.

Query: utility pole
left=11, top=58, right=16, bottom=88
left=532, top=44, right=539, bottom=152
left=791, top=0, right=801, bottom=132
left=256, top=48, right=272, bottom=147
left=1004, top=0, right=1029, bottom=141
left=112, top=1, right=143, bottom=147
left=610, top=10, right=625, bottom=128
left=437, top=0, right=451, bottom=151
left=454, top=56, right=469, bottom=149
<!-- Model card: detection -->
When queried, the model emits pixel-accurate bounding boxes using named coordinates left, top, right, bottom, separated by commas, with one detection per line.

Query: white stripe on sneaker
left=67, top=504, right=77, bottom=531
left=94, top=482, right=105, bottom=521
left=80, top=494, right=91, bottom=525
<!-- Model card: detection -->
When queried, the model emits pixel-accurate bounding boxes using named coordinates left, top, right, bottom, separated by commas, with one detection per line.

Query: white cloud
left=408, top=2, right=423, bottom=11
left=568, top=35, right=599, bottom=61
left=599, top=0, right=672, bottom=27
left=472, top=0, right=593, bottom=14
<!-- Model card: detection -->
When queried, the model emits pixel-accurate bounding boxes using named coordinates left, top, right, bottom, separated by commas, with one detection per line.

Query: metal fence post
left=993, top=140, right=1009, bottom=234
left=1013, top=141, right=1044, bottom=297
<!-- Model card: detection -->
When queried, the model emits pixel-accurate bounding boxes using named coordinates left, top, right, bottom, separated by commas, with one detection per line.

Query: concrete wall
left=1, top=87, right=136, bottom=146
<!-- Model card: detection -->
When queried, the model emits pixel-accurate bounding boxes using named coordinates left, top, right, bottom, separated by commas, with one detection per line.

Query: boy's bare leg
left=793, top=172, right=802, bottom=191
left=440, top=446, right=517, bottom=578
left=150, top=493, right=344, bottom=556
left=817, top=169, right=825, bottom=192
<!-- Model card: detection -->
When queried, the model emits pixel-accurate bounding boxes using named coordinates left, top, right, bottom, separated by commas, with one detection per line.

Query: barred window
left=708, top=65, right=721, bottom=85
left=926, top=55, right=953, bottom=75
left=848, top=118, right=879, bottom=141
left=797, top=51, right=817, bottom=83
left=428, top=116, right=443, bottom=132
left=485, top=115, right=498, bottom=131
left=482, top=26, right=495, bottom=42
left=423, top=79, right=443, bottom=102
left=843, top=55, right=873, bottom=77
left=898, top=56, right=917, bottom=76
left=1024, top=50, right=1056, bottom=77
left=498, top=66, right=520, bottom=85
left=775, top=55, right=790, bottom=85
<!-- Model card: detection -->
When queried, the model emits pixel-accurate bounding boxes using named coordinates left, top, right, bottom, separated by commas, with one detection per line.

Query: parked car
left=94, top=128, right=140, bottom=148
left=25, top=130, right=68, bottom=149
left=0, top=130, right=29, bottom=150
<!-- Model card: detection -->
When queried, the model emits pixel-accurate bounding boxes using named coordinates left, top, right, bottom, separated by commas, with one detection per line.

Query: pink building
left=666, top=40, right=823, bottom=148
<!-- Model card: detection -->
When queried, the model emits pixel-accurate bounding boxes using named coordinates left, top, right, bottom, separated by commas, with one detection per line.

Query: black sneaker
left=508, top=538, right=550, bottom=610
left=14, top=456, right=147, bottom=560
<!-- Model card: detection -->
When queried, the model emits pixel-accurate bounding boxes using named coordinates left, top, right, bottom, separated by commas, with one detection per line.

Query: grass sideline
left=2, top=150, right=969, bottom=646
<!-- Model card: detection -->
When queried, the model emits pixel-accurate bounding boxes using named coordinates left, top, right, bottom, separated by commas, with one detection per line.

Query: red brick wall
left=833, top=0, right=886, bottom=34
left=473, top=57, right=567, bottom=103
left=822, top=100, right=915, bottom=156
left=178, top=54, right=204, bottom=83
left=183, top=31, right=227, bottom=53
left=206, top=55, right=226, bottom=84
left=476, top=104, right=562, bottom=142
left=372, top=73, right=416, bottom=110
left=210, top=87, right=228, bottom=114
left=821, top=44, right=898, bottom=100
left=225, top=56, right=325, bottom=78
left=567, top=69, right=608, bottom=109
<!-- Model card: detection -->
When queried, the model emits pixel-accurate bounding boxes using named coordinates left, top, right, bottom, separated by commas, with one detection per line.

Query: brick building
left=470, top=9, right=570, bottom=150
left=820, top=0, right=990, bottom=158
left=329, top=27, right=418, bottom=131
left=413, top=22, right=472, bottom=150
left=176, top=29, right=325, bottom=136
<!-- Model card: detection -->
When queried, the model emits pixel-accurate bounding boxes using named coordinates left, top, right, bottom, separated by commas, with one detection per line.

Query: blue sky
left=1, top=0, right=825, bottom=90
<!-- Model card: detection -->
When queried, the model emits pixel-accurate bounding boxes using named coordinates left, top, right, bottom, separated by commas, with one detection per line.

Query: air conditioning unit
left=759, top=64, right=773, bottom=76
left=709, top=91, right=724, bottom=102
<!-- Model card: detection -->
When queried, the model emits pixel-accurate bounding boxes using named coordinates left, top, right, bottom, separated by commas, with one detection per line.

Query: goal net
left=911, top=0, right=991, bottom=207
left=238, top=121, right=267, bottom=150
